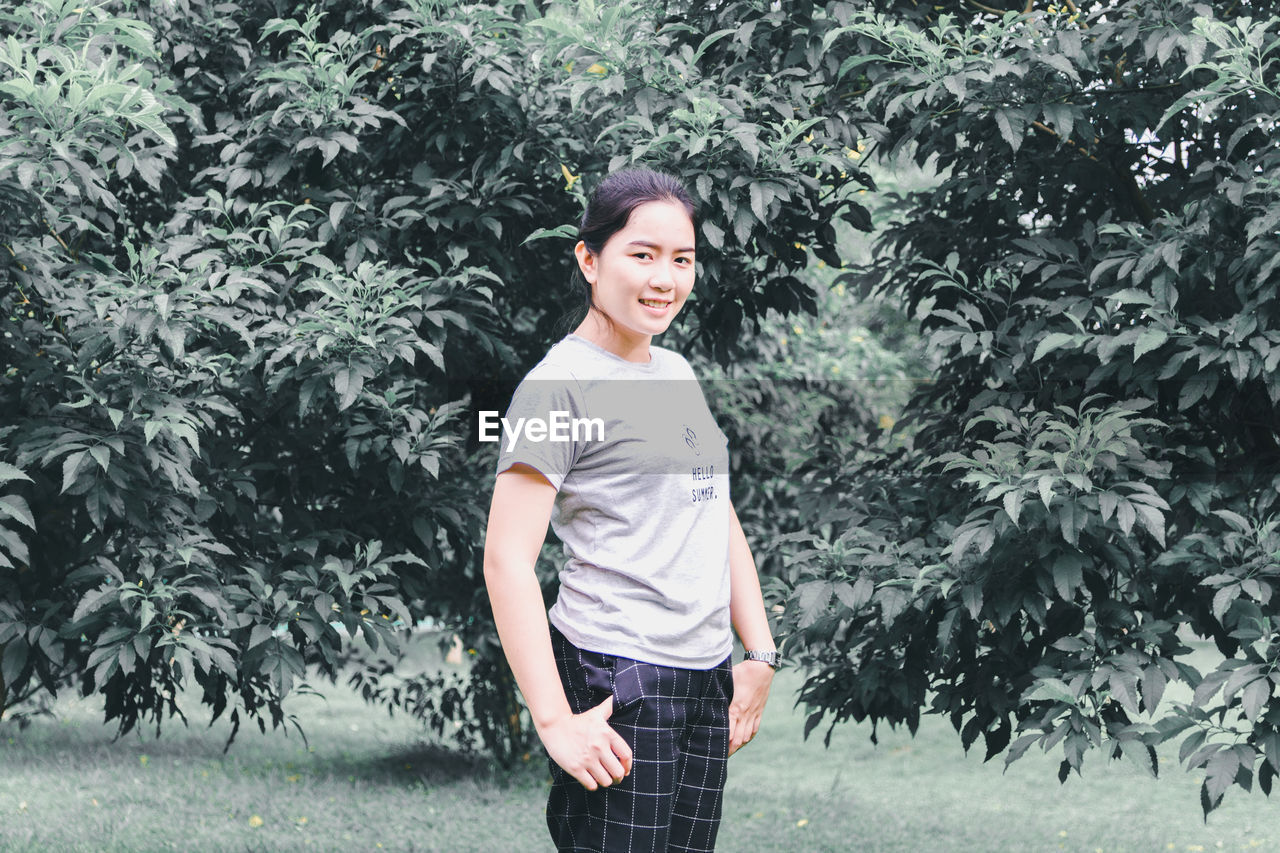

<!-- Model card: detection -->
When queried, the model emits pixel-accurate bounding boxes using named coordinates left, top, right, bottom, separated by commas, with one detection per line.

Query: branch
left=1090, top=82, right=1183, bottom=96
left=965, top=0, right=1007, bottom=15
left=1031, top=120, right=1098, bottom=161
left=1028, top=118, right=1153, bottom=225
left=1061, top=0, right=1088, bottom=29
left=1115, top=165, right=1155, bottom=226
left=1112, top=54, right=1127, bottom=85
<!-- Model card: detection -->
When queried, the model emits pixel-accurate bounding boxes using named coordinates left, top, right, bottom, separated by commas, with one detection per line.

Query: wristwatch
left=743, top=649, right=781, bottom=669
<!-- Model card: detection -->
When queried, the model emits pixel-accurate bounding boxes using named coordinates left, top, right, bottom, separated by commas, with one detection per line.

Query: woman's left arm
left=727, top=501, right=776, bottom=756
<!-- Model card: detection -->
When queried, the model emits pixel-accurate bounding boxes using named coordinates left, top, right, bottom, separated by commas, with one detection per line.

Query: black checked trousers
left=547, top=625, right=734, bottom=853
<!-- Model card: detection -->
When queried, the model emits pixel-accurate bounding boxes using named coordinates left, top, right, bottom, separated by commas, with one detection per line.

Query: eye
left=633, top=251, right=653, bottom=260
left=675, top=256, right=693, bottom=265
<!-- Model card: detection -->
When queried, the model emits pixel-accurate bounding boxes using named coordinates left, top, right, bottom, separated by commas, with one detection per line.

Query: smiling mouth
left=639, top=299, right=671, bottom=308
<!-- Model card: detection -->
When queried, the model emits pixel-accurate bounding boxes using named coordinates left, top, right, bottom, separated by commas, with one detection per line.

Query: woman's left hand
left=728, top=660, right=774, bottom=756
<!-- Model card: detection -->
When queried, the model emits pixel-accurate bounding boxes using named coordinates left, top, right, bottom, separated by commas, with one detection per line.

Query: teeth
left=640, top=299, right=668, bottom=307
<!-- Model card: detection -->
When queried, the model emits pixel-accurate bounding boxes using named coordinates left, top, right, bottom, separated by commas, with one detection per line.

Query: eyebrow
left=625, top=240, right=696, bottom=253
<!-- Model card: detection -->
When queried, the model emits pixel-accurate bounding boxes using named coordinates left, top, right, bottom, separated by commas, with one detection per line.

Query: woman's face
left=575, top=200, right=696, bottom=350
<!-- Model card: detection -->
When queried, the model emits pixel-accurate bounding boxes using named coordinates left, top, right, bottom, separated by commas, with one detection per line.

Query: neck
left=573, top=312, right=652, bottom=363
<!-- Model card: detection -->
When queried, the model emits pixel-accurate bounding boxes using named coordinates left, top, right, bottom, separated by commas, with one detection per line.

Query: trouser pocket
left=549, top=624, right=613, bottom=715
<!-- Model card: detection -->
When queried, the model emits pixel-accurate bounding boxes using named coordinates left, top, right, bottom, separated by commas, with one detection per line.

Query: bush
left=778, top=1, right=1280, bottom=815
left=0, top=0, right=872, bottom=757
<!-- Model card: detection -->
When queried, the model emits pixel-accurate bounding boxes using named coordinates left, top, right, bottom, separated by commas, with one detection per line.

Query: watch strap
left=744, top=649, right=781, bottom=669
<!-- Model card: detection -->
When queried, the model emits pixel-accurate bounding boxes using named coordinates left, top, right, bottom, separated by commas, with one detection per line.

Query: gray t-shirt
left=495, top=334, right=733, bottom=669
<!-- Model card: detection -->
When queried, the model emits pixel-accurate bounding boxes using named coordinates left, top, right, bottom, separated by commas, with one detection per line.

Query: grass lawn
left=1, top=646, right=1276, bottom=853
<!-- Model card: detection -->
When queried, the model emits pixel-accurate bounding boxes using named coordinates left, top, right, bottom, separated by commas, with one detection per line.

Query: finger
left=595, top=694, right=614, bottom=719
left=610, top=731, right=633, bottom=775
left=587, top=761, right=614, bottom=789
left=599, top=749, right=626, bottom=783
left=575, top=769, right=600, bottom=791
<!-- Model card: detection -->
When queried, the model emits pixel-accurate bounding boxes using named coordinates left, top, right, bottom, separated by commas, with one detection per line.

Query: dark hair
left=557, top=168, right=697, bottom=335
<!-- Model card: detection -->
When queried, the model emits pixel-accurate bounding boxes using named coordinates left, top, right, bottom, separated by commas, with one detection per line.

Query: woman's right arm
left=482, top=464, right=633, bottom=790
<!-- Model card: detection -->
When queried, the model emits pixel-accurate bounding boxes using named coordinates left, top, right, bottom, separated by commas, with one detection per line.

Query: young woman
left=483, top=167, right=778, bottom=853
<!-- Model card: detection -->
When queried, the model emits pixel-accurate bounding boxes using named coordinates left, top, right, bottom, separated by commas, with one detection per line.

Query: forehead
left=614, top=200, right=695, bottom=247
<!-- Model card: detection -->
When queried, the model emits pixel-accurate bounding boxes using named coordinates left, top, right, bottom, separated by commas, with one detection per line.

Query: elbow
left=482, top=546, right=523, bottom=588
left=482, top=547, right=503, bottom=586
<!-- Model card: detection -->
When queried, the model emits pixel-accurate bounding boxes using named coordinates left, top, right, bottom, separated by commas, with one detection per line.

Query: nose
left=651, top=262, right=676, bottom=290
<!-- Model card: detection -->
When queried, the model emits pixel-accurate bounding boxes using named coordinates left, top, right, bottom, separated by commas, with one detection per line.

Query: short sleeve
left=494, top=366, right=586, bottom=491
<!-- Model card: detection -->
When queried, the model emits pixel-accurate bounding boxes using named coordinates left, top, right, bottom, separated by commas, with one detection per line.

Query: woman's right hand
left=538, top=695, right=633, bottom=790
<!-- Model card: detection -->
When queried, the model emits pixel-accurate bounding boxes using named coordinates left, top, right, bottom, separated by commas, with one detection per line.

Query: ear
left=574, top=240, right=598, bottom=284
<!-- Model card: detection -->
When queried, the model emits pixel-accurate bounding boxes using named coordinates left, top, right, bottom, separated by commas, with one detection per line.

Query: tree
left=779, top=1, right=1280, bottom=816
left=0, top=0, right=874, bottom=756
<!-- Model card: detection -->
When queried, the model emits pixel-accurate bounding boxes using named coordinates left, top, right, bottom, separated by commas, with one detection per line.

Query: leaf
left=1057, top=501, right=1080, bottom=546
left=1040, top=52, right=1081, bottom=82
left=1, top=637, right=29, bottom=690
left=1033, top=333, right=1079, bottom=362
left=1241, top=678, right=1270, bottom=722
left=994, top=109, right=1024, bottom=154
left=1211, top=585, right=1237, bottom=622
left=983, top=720, right=1010, bottom=761
left=1133, top=329, right=1168, bottom=361
left=1115, top=499, right=1136, bottom=536
left=1179, top=728, right=1209, bottom=765
left=803, top=710, right=825, bottom=741
left=748, top=182, right=767, bottom=223
left=834, top=576, right=874, bottom=611
left=795, top=580, right=832, bottom=629
left=876, top=585, right=911, bottom=621
left=1037, top=475, right=1055, bottom=510
left=836, top=54, right=877, bottom=82
left=1005, top=732, right=1040, bottom=768
left=0, top=495, right=34, bottom=530
left=302, top=254, right=337, bottom=274
left=248, top=624, right=273, bottom=651
left=0, top=462, right=32, bottom=485
left=61, top=451, right=88, bottom=494
left=701, top=220, right=725, bottom=250
left=1108, top=670, right=1141, bottom=716
left=1211, top=509, right=1250, bottom=533
left=1141, top=665, right=1167, bottom=713
left=521, top=224, right=577, bottom=245
left=1132, top=503, right=1166, bottom=547
left=1024, top=677, right=1075, bottom=704
left=1200, top=780, right=1217, bottom=819
left=1193, top=669, right=1230, bottom=707
left=1204, top=749, right=1240, bottom=809
left=1002, top=489, right=1023, bottom=526
left=1051, top=555, right=1083, bottom=601
left=691, top=27, right=735, bottom=63
left=1050, top=103, right=1078, bottom=145
left=1104, top=288, right=1156, bottom=306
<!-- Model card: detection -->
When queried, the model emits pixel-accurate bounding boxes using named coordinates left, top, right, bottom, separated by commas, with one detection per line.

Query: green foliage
left=0, top=0, right=874, bottom=758
left=778, top=0, right=1280, bottom=816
